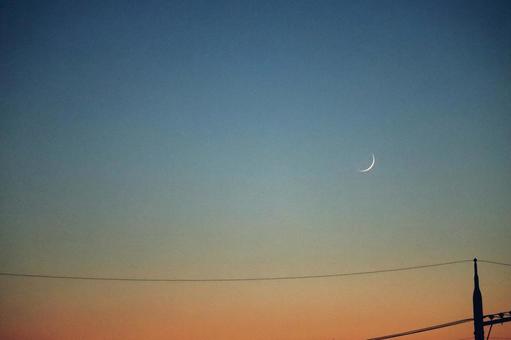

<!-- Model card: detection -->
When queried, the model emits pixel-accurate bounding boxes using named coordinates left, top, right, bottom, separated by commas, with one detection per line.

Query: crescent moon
left=359, top=154, right=375, bottom=173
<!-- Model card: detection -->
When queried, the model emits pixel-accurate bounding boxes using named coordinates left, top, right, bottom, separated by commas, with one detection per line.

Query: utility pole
left=368, top=257, right=511, bottom=340
left=473, top=258, right=484, bottom=340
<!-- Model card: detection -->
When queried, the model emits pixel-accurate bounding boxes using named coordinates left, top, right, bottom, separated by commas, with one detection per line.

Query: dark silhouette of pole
left=473, top=258, right=484, bottom=340
left=368, top=258, right=510, bottom=340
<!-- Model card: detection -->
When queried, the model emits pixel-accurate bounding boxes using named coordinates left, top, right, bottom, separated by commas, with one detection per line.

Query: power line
left=478, top=259, right=511, bottom=267
left=367, top=317, right=474, bottom=340
left=0, top=259, right=508, bottom=283
left=0, top=259, right=473, bottom=283
left=367, top=308, right=511, bottom=339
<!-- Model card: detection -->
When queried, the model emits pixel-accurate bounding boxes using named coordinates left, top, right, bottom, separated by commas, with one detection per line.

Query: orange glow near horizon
left=1, top=264, right=510, bottom=339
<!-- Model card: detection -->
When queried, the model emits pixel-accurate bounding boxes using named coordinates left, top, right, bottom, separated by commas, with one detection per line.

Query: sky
left=1, top=0, right=510, bottom=339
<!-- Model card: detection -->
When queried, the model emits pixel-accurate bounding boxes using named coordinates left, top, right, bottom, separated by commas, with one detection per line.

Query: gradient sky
left=1, top=1, right=510, bottom=339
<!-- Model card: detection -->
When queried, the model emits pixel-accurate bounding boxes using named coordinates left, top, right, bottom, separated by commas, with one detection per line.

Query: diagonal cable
left=367, top=318, right=474, bottom=340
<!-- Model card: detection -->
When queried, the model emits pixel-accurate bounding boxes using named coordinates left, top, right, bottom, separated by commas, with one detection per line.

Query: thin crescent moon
left=359, top=154, right=375, bottom=173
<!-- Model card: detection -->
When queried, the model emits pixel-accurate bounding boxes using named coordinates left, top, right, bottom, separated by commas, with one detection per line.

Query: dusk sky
left=1, top=1, right=510, bottom=339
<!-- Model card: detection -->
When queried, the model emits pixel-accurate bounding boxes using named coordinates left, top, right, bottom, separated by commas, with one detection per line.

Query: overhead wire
left=369, top=311, right=511, bottom=339
left=0, top=258, right=508, bottom=283
left=478, top=259, right=511, bottom=267
left=0, top=259, right=472, bottom=282
left=367, top=317, right=474, bottom=339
